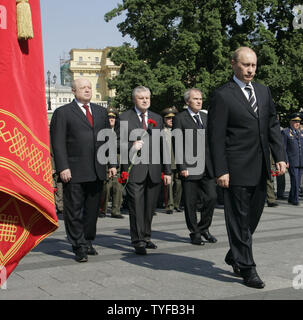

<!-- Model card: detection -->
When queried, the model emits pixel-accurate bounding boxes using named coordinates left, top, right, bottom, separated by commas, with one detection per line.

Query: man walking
left=208, top=47, right=286, bottom=288
left=173, top=88, right=217, bottom=245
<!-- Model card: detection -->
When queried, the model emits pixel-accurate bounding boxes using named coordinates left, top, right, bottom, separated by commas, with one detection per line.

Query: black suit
left=173, top=109, right=217, bottom=242
left=50, top=99, right=110, bottom=251
left=118, top=108, right=171, bottom=247
left=208, top=79, right=285, bottom=270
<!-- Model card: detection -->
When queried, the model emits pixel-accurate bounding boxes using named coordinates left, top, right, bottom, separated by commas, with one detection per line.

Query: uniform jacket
left=281, top=127, right=303, bottom=167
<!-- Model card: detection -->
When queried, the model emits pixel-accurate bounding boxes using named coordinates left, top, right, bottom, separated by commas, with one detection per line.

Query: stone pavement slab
left=1, top=196, right=303, bottom=302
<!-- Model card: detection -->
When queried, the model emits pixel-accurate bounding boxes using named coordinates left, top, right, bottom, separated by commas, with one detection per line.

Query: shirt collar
left=134, top=106, right=148, bottom=117
left=233, top=75, right=252, bottom=89
left=187, top=107, right=201, bottom=117
left=75, top=98, right=90, bottom=108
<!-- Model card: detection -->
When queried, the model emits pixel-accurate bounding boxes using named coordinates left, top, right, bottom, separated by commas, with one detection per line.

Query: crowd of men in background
left=50, top=46, right=302, bottom=289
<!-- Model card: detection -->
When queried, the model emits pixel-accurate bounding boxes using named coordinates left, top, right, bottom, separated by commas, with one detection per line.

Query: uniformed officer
left=282, top=112, right=303, bottom=205
left=161, top=106, right=182, bottom=214
left=100, top=106, right=124, bottom=218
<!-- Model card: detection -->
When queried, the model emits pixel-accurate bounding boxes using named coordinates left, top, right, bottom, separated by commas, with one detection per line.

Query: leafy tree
left=105, top=0, right=303, bottom=124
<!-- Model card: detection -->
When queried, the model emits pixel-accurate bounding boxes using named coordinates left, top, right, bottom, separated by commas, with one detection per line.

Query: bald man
left=50, top=78, right=116, bottom=262
left=208, top=47, right=286, bottom=288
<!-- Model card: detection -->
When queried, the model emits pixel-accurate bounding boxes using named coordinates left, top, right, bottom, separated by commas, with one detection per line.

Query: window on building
left=95, top=57, right=99, bottom=62
left=79, top=56, right=83, bottom=62
left=96, top=94, right=100, bottom=100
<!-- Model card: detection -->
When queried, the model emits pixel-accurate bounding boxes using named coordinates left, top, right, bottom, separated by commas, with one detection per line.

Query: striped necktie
left=244, top=85, right=258, bottom=114
left=140, top=112, right=147, bottom=130
left=193, top=115, right=203, bottom=129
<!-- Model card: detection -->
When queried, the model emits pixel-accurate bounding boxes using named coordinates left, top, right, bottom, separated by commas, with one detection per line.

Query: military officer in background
left=161, top=107, right=182, bottom=214
left=282, top=112, right=303, bottom=206
left=100, top=107, right=124, bottom=218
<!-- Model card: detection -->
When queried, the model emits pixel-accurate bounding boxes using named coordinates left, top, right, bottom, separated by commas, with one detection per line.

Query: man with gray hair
left=173, top=88, right=217, bottom=246
left=118, top=86, right=171, bottom=255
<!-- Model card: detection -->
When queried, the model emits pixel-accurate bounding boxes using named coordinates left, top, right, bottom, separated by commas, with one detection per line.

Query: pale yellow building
left=69, top=47, right=120, bottom=106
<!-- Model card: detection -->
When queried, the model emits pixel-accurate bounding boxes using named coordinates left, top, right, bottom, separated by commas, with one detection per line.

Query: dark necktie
left=83, top=104, right=93, bottom=127
left=140, top=112, right=147, bottom=130
left=193, top=114, right=203, bottom=129
left=244, top=85, right=258, bottom=114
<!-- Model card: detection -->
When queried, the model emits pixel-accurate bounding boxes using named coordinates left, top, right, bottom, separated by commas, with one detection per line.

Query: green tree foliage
left=105, top=0, right=303, bottom=123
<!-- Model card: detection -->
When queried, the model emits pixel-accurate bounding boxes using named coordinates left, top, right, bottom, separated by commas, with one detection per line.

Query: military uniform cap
left=162, top=106, right=178, bottom=118
left=289, top=112, right=302, bottom=121
left=107, top=106, right=118, bottom=117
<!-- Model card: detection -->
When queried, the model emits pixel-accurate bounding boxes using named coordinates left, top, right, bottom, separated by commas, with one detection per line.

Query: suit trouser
left=224, top=178, right=266, bottom=270
left=63, top=179, right=103, bottom=251
left=288, top=167, right=303, bottom=204
left=182, top=176, right=217, bottom=239
left=126, top=176, right=161, bottom=246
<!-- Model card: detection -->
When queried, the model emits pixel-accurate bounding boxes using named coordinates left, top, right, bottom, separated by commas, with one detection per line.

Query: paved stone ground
left=1, top=185, right=303, bottom=302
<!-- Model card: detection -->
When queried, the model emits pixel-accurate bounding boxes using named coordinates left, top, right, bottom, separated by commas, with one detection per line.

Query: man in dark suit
left=282, top=112, right=303, bottom=205
left=119, top=86, right=171, bottom=255
left=50, top=78, right=116, bottom=262
left=208, top=47, right=286, bottom=288
left=173, top=88, right=217, bottom=245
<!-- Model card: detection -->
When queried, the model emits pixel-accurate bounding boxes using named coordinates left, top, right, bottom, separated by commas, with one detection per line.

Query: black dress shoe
left=201, top=231, right=217, bottom=243
left=241, top=270, right=265, bottom=289
left=99, top=212, right=106, bottom=218
left=174, top=207, right=183, bottom=212
left=86, top=241, right=98, bottom=255
left=232, top=264, right=242, bottom=277
left=146, top=241, right=157, bottom=249
left=111, top=213, right=124, bottom=219
left=134, top=241, right=147, bottom=255
left=267, top=202, right=279, bottom=207
left=74, top=248, right=88, bottom=263
left=134, top=246, right=147, bottom=255
left=165, top=209, right=173, bottom=214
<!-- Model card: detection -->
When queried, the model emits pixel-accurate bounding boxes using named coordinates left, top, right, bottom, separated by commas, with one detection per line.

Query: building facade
left=68, top=47, right=120, bottom=105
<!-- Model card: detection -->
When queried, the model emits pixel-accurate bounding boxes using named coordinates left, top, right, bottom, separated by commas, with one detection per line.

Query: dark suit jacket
left=50, top=99, right=110, bottom=183
left=118, top=108, right=171, bottom=183
left=172, top=109, right=213, bottom=180
left=208, top=80, right=285, bottom=186
left=282, top=127, right=303, bottom=168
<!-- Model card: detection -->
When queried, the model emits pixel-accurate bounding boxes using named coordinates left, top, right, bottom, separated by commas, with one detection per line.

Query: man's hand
left=217, top=173, right=229, bottom=188
left=163, top=175, right=171, bottom=186
left=133, top=140, right=144, bottom=151
left=60, top=169, right=72, bottom=183
left=108, top=167, right=117, bottom=178
left=276, top=161, right=287, bottom=175
left=180, top=170, right=189, bottom=178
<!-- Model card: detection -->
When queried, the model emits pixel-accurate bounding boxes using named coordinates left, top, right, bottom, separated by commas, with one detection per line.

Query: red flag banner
left=0, top=0, right=58, bottom=283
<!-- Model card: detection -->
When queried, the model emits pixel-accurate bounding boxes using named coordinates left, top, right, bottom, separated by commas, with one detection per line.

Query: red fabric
left=83, top=105, right=93, bottom=127
left=0, top=0, right=58, bottom=282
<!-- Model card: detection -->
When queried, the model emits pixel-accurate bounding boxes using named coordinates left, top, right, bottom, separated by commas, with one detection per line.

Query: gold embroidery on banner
left=0, top=214, right=18, bottom=243
left=0, top=118, right=52, bottom=186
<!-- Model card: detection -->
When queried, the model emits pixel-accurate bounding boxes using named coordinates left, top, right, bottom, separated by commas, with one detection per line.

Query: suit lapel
left=71, top=99, right=93, bottom=128
left=230, top=81, right=258, bottom=119
left=184, top=109, right=198, bottom=128
left=252, top=83, right=263, bottom=119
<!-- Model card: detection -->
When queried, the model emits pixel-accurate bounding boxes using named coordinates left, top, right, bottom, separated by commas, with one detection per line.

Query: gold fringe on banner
left=16, top=0, right=34, bottom=40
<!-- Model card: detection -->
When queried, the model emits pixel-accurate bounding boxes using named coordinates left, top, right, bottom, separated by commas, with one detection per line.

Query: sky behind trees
left=40, top=0, right=133, bottom=80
